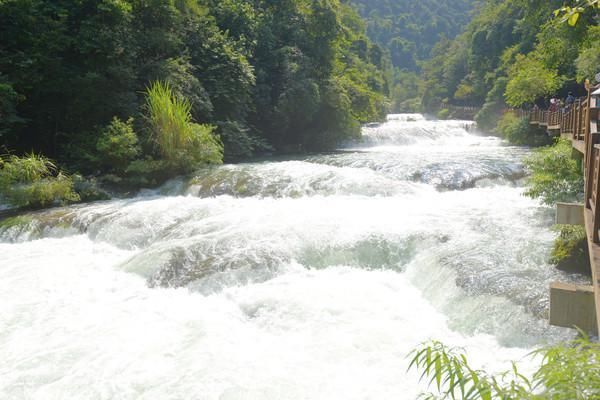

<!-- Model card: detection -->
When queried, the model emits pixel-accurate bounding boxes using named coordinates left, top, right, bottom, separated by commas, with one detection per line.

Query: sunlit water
left=0, top=115, right=583, bottom=399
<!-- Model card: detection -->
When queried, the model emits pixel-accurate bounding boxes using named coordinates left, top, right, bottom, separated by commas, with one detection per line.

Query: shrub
left=217, top=120, right=272, bottom=161
left=550, top=225, right=590, bottom=274
left=96, top=117, right=140, bottom=173
left=409, top=337, right=600, bottom=399
left=0, top=82, right=23, bottom=140
left=144, top=81, right=223, bottom=171
left=72, top=174, right=111, bottom=202
left=475, top=101, right=503, bottom=132
left=524, top=138, right=583, bottom=205
left=496, top=112, right=552, bottom=146
left=437, top=108, right=450, bottom=119
left=124, top=158, right=171, bottom=188
left=397, top=97, right=422, bottom=113
left=0, top=154, right=79, bottom=209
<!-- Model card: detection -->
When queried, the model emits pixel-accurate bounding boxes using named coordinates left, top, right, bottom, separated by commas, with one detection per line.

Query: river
left=0, top=115, right=581, bottom=399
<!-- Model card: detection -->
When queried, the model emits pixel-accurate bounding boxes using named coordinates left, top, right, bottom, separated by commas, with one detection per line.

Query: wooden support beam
left=585, top=133, right=600, bottom=203
left=573, top=139, right=586, bottom=154
left=549, top=282, right=598, bottom=335
left=556, top=203, right=584, bottom=226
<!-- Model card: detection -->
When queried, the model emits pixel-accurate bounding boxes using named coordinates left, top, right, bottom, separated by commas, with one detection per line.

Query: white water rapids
left=0, top=115, right=582, bottom=399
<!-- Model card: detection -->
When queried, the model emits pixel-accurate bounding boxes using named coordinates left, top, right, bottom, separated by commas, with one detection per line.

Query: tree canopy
left=0, top=0, right=389, bottom=169
left=419, top=0, right=599, bottom=118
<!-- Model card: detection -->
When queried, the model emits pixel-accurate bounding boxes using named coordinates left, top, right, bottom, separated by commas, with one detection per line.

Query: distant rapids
left=0, top=115, right=583, bottom=400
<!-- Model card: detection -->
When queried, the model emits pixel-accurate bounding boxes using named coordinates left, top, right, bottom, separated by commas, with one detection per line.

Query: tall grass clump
left=0, top=153, right=79, bottom=209
left=144, top=81, right=222, bottom=172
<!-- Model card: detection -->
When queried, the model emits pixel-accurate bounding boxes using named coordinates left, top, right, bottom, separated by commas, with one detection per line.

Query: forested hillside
left=347, top=0, right=474, bottom=71
left=0, top=0, right=388, bottom=170
left=346, top=0, right=474, bottom=111
left=420, top=0, right=599, bottom=129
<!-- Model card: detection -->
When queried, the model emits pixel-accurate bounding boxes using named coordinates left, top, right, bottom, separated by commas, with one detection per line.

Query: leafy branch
left=554, top=0, right=599, bottom=26
left=409, top=336, right=600, bottom=399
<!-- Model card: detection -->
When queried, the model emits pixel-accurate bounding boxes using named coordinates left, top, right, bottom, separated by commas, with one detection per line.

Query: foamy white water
left=0, top=115, right=580, bottom=399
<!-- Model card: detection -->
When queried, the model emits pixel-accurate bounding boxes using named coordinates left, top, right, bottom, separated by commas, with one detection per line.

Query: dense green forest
left=419, top=0, right=599, bottom=129
left=0, top=0, right=388, bottom=175
left=347, top=0, right=474, bottom=111
left=2, top=0, right=599, bottom=207
left=347, top=0, right=474, bottom=71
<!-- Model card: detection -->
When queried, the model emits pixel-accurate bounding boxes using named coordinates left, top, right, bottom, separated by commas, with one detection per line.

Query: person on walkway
left=549, top=98, right=559, bottom=112
left=565, top=92, right=575, bottom=108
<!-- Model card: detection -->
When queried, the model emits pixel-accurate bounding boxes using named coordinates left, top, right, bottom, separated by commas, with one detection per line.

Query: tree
left=524, top=139, right=584, bottom=205
left=505, top=55, right=564, bottom=107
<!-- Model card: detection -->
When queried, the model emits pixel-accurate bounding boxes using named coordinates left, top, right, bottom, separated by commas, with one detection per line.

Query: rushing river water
left=0, top=115, right=582, bottom=399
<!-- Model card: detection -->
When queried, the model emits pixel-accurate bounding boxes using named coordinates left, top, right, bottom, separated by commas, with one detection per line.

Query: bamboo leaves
left=409, top=337, right=600, bottom=399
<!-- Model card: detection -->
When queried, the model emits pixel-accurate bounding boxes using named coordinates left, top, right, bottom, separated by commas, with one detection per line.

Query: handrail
left=526, top=86, right=599, bottom=242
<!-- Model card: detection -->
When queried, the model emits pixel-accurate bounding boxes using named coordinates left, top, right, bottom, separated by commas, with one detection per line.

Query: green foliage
left=397, top=98, right=422, bottom=113
left=554, top=0, right=599, bottom=26
left=420, top=0, right=598, bottom=113
left=123, top=158, right=171, bottom=187
left=145, top=81, right=194, bottom=161
left=497, top=112, right=525, bottom=142
left=524, top=139, right=584, bottom=205
left=391, top=70, right=422, bottom=112
left=475, top=101, right=503, bottom=133
left=0, top=80, right=23, bottom=140
left=437, top=109, right=451, bottom=120
left=550, top=225, right=590, bottom=274
left=0, top=154, right=79, bottom=209
left=216, top=120, right=272, bottom=161
left=0, top=0, right=388, bottom=163
left=496, top=112, right=552, bottom=146
left=475, top=78, right=508, bottom=132
left=144, top=81, right=223, bottom=172
left=349, top=0, right=474, bottom=72
left=575, top=26, right=600, bottom=83
left=409, top=337, right=600, bottom=399
left=505, top=55, right=564, bottom=107
left=96, top=117, right=140, bottom=173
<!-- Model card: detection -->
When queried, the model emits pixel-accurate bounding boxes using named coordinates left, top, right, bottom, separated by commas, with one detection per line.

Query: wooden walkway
left=529, top=82, right=600, bottom=334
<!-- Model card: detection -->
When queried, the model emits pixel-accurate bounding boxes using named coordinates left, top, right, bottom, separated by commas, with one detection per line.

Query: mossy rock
left=550, top=225, right=591, bottom=275
left=0, top=215, right=35, bottom=229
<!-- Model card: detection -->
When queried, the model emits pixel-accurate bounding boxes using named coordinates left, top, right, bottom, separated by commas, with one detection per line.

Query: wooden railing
left=528, top=84, right=600, bottom=242
left=527, top=83, right=600, bottom=334
left=529, top=98, right=589, bottom=141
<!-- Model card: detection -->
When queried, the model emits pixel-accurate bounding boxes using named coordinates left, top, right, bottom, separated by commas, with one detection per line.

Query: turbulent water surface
left=0, top=115, right=582, bottom=399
